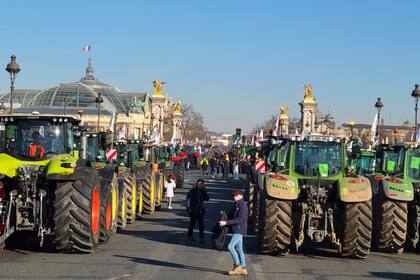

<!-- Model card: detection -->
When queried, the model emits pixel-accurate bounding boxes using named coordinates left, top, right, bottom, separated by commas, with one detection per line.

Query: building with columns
left=0, top=59, right=183, bottom=142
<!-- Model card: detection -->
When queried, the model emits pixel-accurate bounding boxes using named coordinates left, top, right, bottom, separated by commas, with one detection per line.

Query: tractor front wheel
left=54, top=168, right=101, bottom=253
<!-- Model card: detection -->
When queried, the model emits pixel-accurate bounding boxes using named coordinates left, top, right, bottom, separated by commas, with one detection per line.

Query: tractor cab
left=290, top=135, right=346, bottom=179
left=0, top=115, right=79, bottom=161
left=375, top=144, right=405, bottom=176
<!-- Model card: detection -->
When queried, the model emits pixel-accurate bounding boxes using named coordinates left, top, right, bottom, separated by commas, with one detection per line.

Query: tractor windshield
left=377, top=149, right=404, bottom=175
left=353, top=154, right=375, bottom=175
left=293, top=141, right=343, bottom=177
left=407, top=148, right=420, bottom=180
left=0, top=120, right=73, bottom=160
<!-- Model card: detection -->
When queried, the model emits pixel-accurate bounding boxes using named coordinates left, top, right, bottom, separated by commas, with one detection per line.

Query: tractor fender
left=338, top=177, right=372, bottom=203
left=379, top=177, right=414, bottom=201
left=265, top=172, right=299, bottom=200
left=132, top=162, right=151, bottom=180
left=97, top=164, right=118, bottom=183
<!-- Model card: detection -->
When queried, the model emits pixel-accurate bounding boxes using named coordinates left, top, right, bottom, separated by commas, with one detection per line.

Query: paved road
left=0, top=171, right=419, bottom=280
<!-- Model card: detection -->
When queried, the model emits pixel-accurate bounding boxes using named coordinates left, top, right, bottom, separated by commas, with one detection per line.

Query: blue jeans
left=227, top=233, right=246, bottom=267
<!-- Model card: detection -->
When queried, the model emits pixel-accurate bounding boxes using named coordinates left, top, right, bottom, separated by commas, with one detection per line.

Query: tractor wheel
left=258, top=191, right=292, bottom=255
left=54, top=168, right=101, bottom=253
left=117, top=178, right=128, bottom=229
left=246, top=181, right=254, bottom=224
left=407, top=202, right=420, bottom=251
left=341, top=201, right=372, bottom=258
left=253, top=188, right=261, bottom=232
left=126, top=173, right=138, bottom=224
left=174, top=163, right=184, bottom=188
left=99, top=184, right=112, bottom=243
left=373, top=192, right=408, bottom=253
left=155, top=172, right=163, bottom=211
left=136, top=179, right=144, bottom=219
left=142, top=170, right=156, bottom=214
left=110, top=175, right=119, bottom=235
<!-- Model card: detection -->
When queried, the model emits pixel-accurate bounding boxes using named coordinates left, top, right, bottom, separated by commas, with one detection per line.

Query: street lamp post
left=5, top=55, right=21, bottom=115
left=374, top=97, right=384, bottom=143
left=411, top=84, right=420, bottom=140
left=95, top=92, right=104, bottom=133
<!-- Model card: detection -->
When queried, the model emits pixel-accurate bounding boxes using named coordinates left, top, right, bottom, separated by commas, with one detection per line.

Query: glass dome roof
left=26, top=59, right=129, bottom=113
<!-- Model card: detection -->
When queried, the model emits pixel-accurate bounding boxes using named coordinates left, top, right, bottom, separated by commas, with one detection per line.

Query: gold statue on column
left=153, top=80, right=166, bottom=96
left=304, top=84, right=314, bottom=101
left=280, top=105, right=288, bottom=117
left=174, top=101, right=182, bottom=114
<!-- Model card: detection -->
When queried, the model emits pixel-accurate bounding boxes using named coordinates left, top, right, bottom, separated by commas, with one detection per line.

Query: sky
left=0, top=0, right=419, bottom=133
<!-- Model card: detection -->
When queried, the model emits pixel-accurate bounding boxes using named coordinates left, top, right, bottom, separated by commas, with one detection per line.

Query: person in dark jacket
left=186, top=178, right=209, bottom=243
left=219, top=190, right=248, bottom=276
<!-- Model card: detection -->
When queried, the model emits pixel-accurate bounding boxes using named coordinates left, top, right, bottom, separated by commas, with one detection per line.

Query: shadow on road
left=369, top=272, right=420, bottom=280
left=114, top=255, right=227, bottom=274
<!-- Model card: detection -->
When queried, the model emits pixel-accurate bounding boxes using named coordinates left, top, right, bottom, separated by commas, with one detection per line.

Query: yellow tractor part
left=121, top=191, right=126, bottom=221
left=111, top=182, right=118, bottom=223
left=131, top=178, right=137, bottom=221
left=138, top=188, right=143, bottom=215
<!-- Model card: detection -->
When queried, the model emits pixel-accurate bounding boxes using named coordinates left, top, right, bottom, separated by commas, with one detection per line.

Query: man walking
left=219, top=190, right=248, bottom=276
left=186, top=179, right=209, bottom=243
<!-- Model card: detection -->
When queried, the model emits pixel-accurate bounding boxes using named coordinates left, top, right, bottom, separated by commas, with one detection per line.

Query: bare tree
left=182, top=104, right=208, bottom=143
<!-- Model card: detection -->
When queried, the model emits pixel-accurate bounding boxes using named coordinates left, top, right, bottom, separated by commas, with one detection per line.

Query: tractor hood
left=0, top=153, right=78, bottom=179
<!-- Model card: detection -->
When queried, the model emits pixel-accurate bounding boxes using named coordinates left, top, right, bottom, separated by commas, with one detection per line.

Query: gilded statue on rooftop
left=304, top=84, right=314, bottom=101
left=280, top=105, right=288, bottom=116
left=174, top=101, right=182, bottom=113
left=153, top=80, right=166, bottom=96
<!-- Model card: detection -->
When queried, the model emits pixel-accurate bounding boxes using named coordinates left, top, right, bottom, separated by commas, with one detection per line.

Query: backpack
left=212, top=211, right=228, bottom=251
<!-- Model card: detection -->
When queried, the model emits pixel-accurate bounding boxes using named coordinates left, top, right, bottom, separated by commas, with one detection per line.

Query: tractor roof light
left=53, top=118, right=57, bottom=122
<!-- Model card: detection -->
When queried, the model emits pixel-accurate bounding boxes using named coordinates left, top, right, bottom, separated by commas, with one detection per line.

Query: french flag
left=82, top=45, right=91, bottom=52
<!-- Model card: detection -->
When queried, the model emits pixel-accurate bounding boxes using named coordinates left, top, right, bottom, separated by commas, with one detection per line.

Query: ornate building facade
left=0, top=59, right=183, bottom=142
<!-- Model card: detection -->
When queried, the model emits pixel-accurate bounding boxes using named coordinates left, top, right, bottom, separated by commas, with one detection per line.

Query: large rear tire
left=126, top=173, right=137, bottom=224
left=258, top=191, right=292, bottom=255
left=341, top=201, right=372, bottom=258
left=136, top=180, right=144, bottom=218
left=407, top=202, right=420, bottom=251
left=246, top=181, right=254, bottom=225
left=110, top=175, right=119, bottom=234
left=155, top=172, right=164, bottom=210
left=373, top=192, right=407, bottom=253
left=142, top=170, right=156, bottom=214
left=174, top=163, right=184, bottom=188
left=99, top=184, right=112, bottom=243
left=54, top=168, right=101, bottom=253
left=117, top=178, right=128, bottom=229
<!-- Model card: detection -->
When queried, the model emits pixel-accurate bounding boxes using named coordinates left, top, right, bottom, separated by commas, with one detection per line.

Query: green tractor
left=247, top=138, right=287, bottom=230
left=139, top=144, right=169, bottom=215
left=74, top=130, right=120, bottom=242
left=365, top=144, right=416, bottom=253
left=112, top=140, right=140, bottom=228
left=258, top=135, right=373, bottom=258
left=0, top=114, right=103, bottom=253
left=405, top=145, right=420, bottom=251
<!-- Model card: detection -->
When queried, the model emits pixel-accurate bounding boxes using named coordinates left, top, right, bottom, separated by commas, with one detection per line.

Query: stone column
left=299, top=100, right=317, bottom=134
left=173, top=111, right=182, bottom=141
left=151, top=95, right=166, bottom=140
